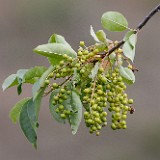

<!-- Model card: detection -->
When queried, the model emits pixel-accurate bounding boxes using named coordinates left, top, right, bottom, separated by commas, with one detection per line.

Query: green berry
left=78, top=51, right=83, bottom=56
left=128, top=99, right=134, bottom=104
left=59, top=60, right=64, bottom=66
left=99, top=67, right=104, bottom=73
left=80, top=41, right=85, bottom=46
left=93, top=49, right=99, bottom=54
left=120, top=120, right=126, bottom=125
left=54, top=96, right=59, bottom=101
left=44, top=79, right=50, bottom=85
left=122, top=125, right=127, bottom=129
left=49, top=72, right=54, bottom=78
left=97, top=90, right=103, bottom=95
left=55, top=108, right=60, bottom=113
left=59, top=105, right=64, bottom=110
left=52, top=83, right=58, bottom=88
left=97, top=125, right=102, bottom=130
left=56, top=73, right=61, bottom=78
left=111, top=123, right=117, bottom=130
left=84, top=88, right=91, bottom=94
left=96, top=131, right=100, bottom=136
left=102, top=112, right=107, bottom=117
left=121, top=114, right=127, bottom=119
left=63, top=54, right=68, bottom=59
left=60, top=88, right=66, bottom=94
left=60, top=113, right=66, bottom=119
left=67, top=91, right=71, bottom=95
left=52, top=100, right=56, bottom=105
left=122, top=99, right=128, bottom=105
left=64, top=110, right=71, bottom=115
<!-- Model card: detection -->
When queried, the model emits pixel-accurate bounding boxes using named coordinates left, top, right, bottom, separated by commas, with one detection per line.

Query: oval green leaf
left=19, top=100, right=37, bottom=146
left=119, top=66, right=135, bottom=84
left=96, top=30, right=107, bottom=42
left=32, top=87, right=45, bottom=119
left=24, top=66, right=47, bottom=84
left=122, top=41, right=135, bottom=62
left=69, top=91, right=82, bottom=135
left=129, top=34, right=137, bottom=47
left=9, top=98, right=31, bottom=124
left=2, top=74, right=18, bottom=91
left=33, top=43, right=77, bottom=58
left=33, top=43, right=77, bottom=66
left=101, top=11, right=128, bottom=32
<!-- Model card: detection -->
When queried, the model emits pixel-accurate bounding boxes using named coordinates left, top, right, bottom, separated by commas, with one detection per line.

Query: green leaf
left=48, top=34, right=71, bottom=47
left=33, top=43, right=77, bottom=58
left=33, top=43, right=77, bottom=66
left=19, top=100, right=37, bottom=146
left=90, top=25, right=100, bottom=42
left=17, top=69, right=28, bottom=82
left=89, top=62, right=100, bottom=80
left=123, top=31, right=135, bottom=41
left=69, top=91, right=82, bottom=135
left=96, top=30, right=107, bottom=43
left=24, top=66, right=47, bottom=84
left=32, top=80, right=41, bottom=97
left=119, top=66, right=135, bottom=84
left=32, top=66, right=55, bottom=96
left=129, top=34, right=137, bottom=47
left=48, top=54, right=65, bottom=66
left=2, top=74, right=18, bottom=91
left=49, top=89, right=65, bottom=124
left=101, top=11, right=128, bottom=32
left=123, top=32, right=137, bottom=62
left=33, top=87, right=45, bottom=118
left=49, top=87, right=82, bottom=134
left=122, top=41, right=135, bottom=62
left=27, top=99, right=37, bottom=127
left=9, top=98, right=31, bottom=124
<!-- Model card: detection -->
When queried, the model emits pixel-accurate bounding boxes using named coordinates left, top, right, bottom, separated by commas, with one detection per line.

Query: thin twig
left=136, top=4, right=160, bottom=31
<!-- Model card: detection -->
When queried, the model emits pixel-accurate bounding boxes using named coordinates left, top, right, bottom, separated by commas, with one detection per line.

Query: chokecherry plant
left=2, top=4, right=160, bottom=148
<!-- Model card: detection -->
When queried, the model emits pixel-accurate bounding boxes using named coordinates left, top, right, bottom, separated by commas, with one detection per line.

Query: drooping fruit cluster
left=106, top=68, right=134, bottom=130
left=43, top=40, right=135, bottom=135
left=51, top=87, right=72, bottom=120
left=83, top=67, right=108, bottom=135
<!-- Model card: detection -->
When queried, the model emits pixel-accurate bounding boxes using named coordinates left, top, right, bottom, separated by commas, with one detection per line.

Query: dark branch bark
left=106, top=3, right=160, bottom=57
left=136, top=4, right=160, bottom=31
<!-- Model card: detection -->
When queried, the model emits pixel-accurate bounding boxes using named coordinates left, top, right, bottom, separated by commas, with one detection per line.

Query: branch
left=106, top=3, right=160, bottom=56
left=136, top=4, right=160, bottom=31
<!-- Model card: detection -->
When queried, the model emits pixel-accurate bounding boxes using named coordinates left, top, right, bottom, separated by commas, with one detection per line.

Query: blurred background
left=0, top=0, right=160, bottom=160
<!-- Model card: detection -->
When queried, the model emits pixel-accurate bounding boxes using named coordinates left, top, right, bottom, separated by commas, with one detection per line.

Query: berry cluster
left=44, top=41, right=134, bottom=135
left=52, top=86, right=72, bottom=119
left=106, top=68, right=133, bottom=130
left=83, top=67, right=108, bottom=135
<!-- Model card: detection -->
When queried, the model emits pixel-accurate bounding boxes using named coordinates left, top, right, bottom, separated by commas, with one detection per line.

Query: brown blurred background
left=0, top=0, right=160, bottom=160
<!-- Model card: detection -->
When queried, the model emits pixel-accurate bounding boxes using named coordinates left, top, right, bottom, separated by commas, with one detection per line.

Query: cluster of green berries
left=52, top=86, right=72, bottom=119
left=46, top=55, right=74, bottom=81
left=44, top=40, right=134, bottom=135
left=106, top=68, right=133, bottom=130
left=83, top=67, right=108, bottom=136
